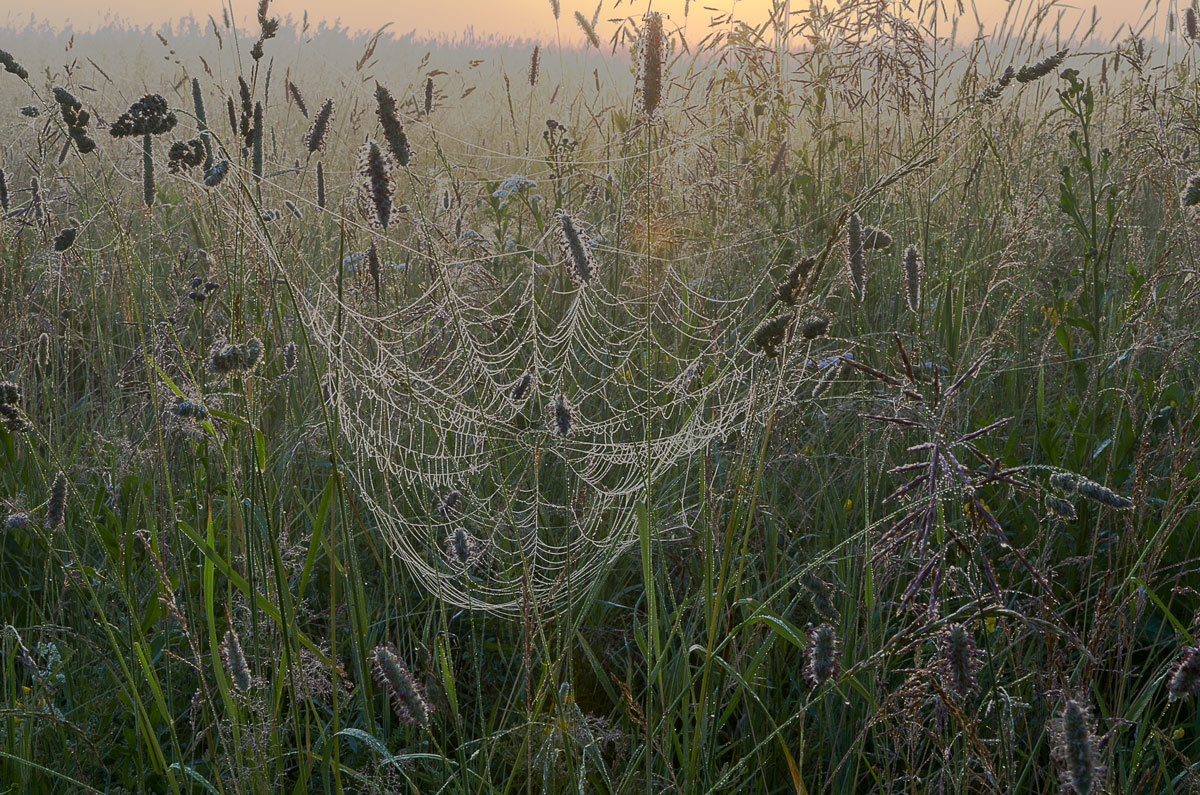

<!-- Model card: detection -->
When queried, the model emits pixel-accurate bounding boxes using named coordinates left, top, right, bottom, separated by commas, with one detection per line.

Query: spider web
left=303, top=223, right=821, bottom=616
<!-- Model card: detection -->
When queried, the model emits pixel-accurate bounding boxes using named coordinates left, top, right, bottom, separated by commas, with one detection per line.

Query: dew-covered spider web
left=303, top=222, right=824, bottom=616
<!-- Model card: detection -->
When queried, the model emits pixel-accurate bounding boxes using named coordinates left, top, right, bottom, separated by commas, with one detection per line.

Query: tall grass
left=0, top=1, right=1198, bottom=792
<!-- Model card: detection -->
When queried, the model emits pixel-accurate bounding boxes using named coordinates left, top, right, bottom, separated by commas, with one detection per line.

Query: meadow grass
left=0, top=1, right=1199, bottom=792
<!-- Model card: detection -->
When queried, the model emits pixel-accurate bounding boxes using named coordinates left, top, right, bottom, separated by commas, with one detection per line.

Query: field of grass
left=1, top=0, right=1199, bottom=791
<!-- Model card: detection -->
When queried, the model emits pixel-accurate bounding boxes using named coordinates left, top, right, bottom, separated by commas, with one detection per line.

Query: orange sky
left=0, top=0, right=1163, bottom=41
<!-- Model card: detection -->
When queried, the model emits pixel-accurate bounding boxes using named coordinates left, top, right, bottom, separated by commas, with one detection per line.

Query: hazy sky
left=0, top=0, right=1162, bottom=41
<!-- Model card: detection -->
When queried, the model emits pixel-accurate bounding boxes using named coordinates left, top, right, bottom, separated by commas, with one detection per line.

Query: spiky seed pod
left=979, top=66, right=1016, bottom=103
left=29, top=177, right=42, bottom=219
left=1053, top=700, right=1101, bottom=794
left=358, top=139, right=395, bottom=230
left=53, top=227, right=76, bottom=252
left=226, top=95, right=238, bottom=136
left=288, top=80, right=308, bottom=117
left=901, top=244, right=923, bottom=312
left=283, top=341, right=297, bottom=371
left=1076, top=478, right=1134, bottom=509
left=0, top=382, right=20, bottom=405
left=220, top=629, right=253, bottom=692
left=436, top=490, right=460, bottom=517
left=0, top=50, right=28, bottom=80
left=251, top=101, right=264, bottom=180
left=1187, top=7, right=1199, bottom=41
left=1016, top=48, right=1069, bottom=83
left=635, top=12, right=665, bottom=117
left=805, top=623, right=840, bottom=687
left=1167, top=646, right=1200, bottom=701
left=575, top=11, right=601, bottom=49
left=374, top=84, right=411, bottom=167
left=799, top=314, right=830, bottom=339
left=316, top=161, right=326, bottom=209
left=304, top=98, right=334, bottom=153
left=940, top=623, right=978, bottom=698
left=1181, top=173, right=1200, bottom=208
left=237, top=77, right=253, bottom=142
left=555, top=210, right=596, bottom=286
left=444, top=526, right=476, bottom=569
left=862, top=226, right=893, bottom=251
left=752, top=311, right=793, bottom=357
left=204, top=160, right=230, bottom=187
left=191, top=78, right=213, bottom=170
left=776, top=256, right=814, bottom=306
left=424, top=77, right=434, bottom=115
left=528, top=45, right=540, bottom=86
left=46, top=471, right=67, bottom=530
left=799, top=571, right=838, bottom=623
left=170, top=399, right=210, bottom=421
left=366, top=241, right=381, bottom=301
left=552, top=395, right=573, bottom=438
left=0, top=168, right=8, bottom=212
left=511, top=372, right=533, bottom=402
left=846, top=213, right=866, bottom=301
left=5, top=513, right=29, bottom=531
left=110, top=94, right=177, bottom=138
left=1045, top=495, right=1078, bottom=520
left=1050, top=472, right=1079, bottom=492
left=370, top=645, right=431, bottom=728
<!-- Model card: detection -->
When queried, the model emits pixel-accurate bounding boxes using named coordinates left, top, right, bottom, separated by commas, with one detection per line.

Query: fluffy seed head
left=46, top=471, right=68, bottom=530
left=1167, top=646, right=1200, bottom=701
left=528, top=45, right=540, bottom=86
left=374, top=83, right=411, bottom=167
left=552, top=394, right=573, bottom=438
left=635, top=12, right=665, bottom=117
left=287, top=80, right=308, bottom=117
left=371, top=645, right=431, bottom=728
left=940, top=623, right=978, bottom=697
left=424, top=77, right=434, bottom=115
left=304, top=98, right=334, bottom=153
left=902, top=244, right=923, bottom=312
left=358, top=139, right=396, bottom=229
left=283, top=341, right=297, bottom=372
left=752, top=311, right=793, bottom=357
left=805, top=623, right=840, bottom=686
left=220, top=629, right=253, bottom=692
left=846, top=212, right=866, bottom=301
left=555, top=210, right=596, bottom=286
left=1182, top=173, right=1200, bottom=208
left=1187, top=8, right=1199, bottom=41
left=1053, top=699, right=1101, bottom=794
left=511, top=372, right=533, bottom=402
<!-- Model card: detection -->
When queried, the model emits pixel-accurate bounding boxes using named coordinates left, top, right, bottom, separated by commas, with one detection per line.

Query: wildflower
left=109, top=94, right=177, bottom=138
left=371, top=645, right=431, bottom=728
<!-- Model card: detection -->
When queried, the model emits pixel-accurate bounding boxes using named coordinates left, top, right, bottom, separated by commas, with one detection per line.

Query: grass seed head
left=846, top=212, right=866, bottom=301
left=1053, top=699, right=1101, bottom=794
left=371, top=645, right=431, bottom=728
left=805, top=623, right=840, bottom=687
